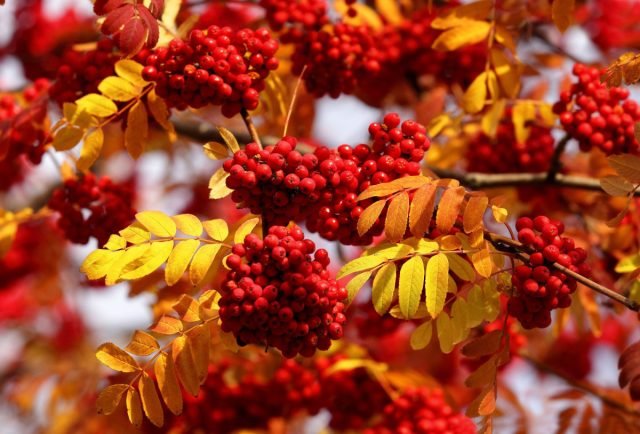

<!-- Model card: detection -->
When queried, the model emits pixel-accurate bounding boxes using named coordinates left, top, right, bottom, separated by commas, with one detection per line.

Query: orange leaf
left=96, top=342, right=140, bottom=373
left=463, top=195, right=488, bottom=233
left=358, top=200, right=387, bottom=236
left=173, top=335, right=200, bottom=396
left=155, top=352, right=183, bottom=416
left=436, top=187, right=465, bottom=233
left=96, top=384, right=129, bottom=415
left=462, top=329, right=502, bottom=358
left=125, top=100, right=148, bottom=159
left=139, top=372, right=164, bottom=427
left=409, top=183, right=437, bottom=237
left=385, top=192, right=410, bottom=242
left=126, top=330, right=160, bottom=356
left=126, top=387, right=143, bottom=427
left=151, top=316, right=183, bottom=335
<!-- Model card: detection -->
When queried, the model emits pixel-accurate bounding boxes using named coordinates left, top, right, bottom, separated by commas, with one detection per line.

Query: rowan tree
left=3, top=0, right=640, bottom=433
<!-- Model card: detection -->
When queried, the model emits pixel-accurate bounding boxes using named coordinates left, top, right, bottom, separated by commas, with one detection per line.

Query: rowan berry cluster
left=553, top=63, right=640, bottom=155
left=139, top=26, right=278, bottom=117
left=353, top=302, right=406, bottom=340
left=48, top=174, right=136, bottom=245
left=466, top=117, right=555, bottom=173
left=259, top=0, right=327, bottom=35
left=48, top=39, right=118, bottom=106
left=219, top=225, right=347, bottom=357
left=364, top=387, right=477, bottom=434
left=508, top=216, right=589, bottom=329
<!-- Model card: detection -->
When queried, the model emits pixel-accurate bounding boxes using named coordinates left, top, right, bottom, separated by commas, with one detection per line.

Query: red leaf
left=94, top=0, right=125, bottom=15
left=120, top=18, right=147, bottom=56
left=102, top=4, right=135, bottom=36
left=148, top=0, right=165, bottom=18
left=631, top=379, right=640, bottom=401
left=137, top=5, right=160, bottom=48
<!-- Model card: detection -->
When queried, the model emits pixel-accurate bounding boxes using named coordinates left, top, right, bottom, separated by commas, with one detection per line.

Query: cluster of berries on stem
left=219, top=224, right=347, bottom=357
left=139, top=26, right=278, bottom=117
left=508, top=216, right=589, bottom=329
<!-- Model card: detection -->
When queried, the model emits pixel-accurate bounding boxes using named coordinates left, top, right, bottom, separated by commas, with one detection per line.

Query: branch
left=173, top=118, right=253, bottom=144
left=240, top=108, right=262, bottom=149
left=427, top=166, right=640, bottom=196
left=546, top=134, right=571, bottom=181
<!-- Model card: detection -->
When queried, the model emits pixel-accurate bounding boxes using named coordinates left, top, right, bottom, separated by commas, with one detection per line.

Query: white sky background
left=0, top=1, right=632, bottom=433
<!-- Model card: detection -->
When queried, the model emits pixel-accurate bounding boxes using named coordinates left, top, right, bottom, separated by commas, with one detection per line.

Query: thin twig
left=240, top=108, right=262, bottom=149
left=283, top=65, right=306, bottom=137
left=547, top=134, right=571, bottom=181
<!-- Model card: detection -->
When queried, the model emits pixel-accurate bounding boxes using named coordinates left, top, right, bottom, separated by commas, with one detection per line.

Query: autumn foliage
left=6, top=0, right=640, bottom=433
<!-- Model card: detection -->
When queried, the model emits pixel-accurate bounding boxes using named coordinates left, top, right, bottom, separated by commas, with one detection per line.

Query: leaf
left=99, top=76, right=140, bottom=101
left=436, top=187, right=466, bottom=233
left=375, top=0, right=403, bottom=24
left=77, top=127, right=104, bottom=171
left=358, top=200, right=387, bottom=236
left=203, top=142, right=229, bottom=160
left=119, top=240, right=173, bottom=280
left=466, top=356, right=498, bottom=387
left=189, top=244, right=222, bottom=285
left=372, top=262, right=397, bottom=315
left=436, top=313, right=455, bottom=353
left=471, top=246, right=493, bottom=278
left=601, top=175, right=635, bottom=197
left=346, top=271, right=372, bottom=303
left=165, top=239, right=199, bottom=286
left=512, top=101, right=534, bottom=143
left=432, top=21, right=491, bottom=51
left=151, top=316, right=183, bottom=335
left=467, top=385, right=496, bottom=417
left=385, top=192, right=410, bottom=242
left=410, top=321, right=433, bottom=350
left=608, top=154, right=640, bottom=184
left=209, top=167, right=233, bottom=199
left=616, top=253, right=640, bottom=273
left=409, top=183, right=437, bottom=237
left=482, top=99, right=506, bottom=136
left=357, top=176, right=430, bottom=201
left=431, top=1, right=492, bottom=29
left=120, top=222, right=151, bottom=244
left=203, top=219, right=229, bottom=241
left=136, top=211, right=177, bottom=237
left=173, top=335, right=200, bottom=396
left=463, top=72, right=487, bottom=114
left=146, top=88, right=172, bottom=130
left=399, top=255, right=425, bottom=319
left=126, top=330, right=160, bottom=356
left=154, top=352, right=183, bottom=415
left=126, top=387, right=143, bottom=427
left=338, top=254, right=387, bottom=279
left=216, top=126, right=240, bottom=153
left=52, top=126, right=84, bottom=151
left=447, top=253, right=475, bottom=281
left=491, top=205, right=508, bottom=223
left=97, top=384, right=129, bottom=415
left=172, top=214, right=203, bottom=237
left=139, top=372, right=164, bottom=427
left=120, top=17, right=147, bottom=56
left=463, top=196, right=488, bottom=233
left=425, top=253, right=449, bottom=318
left=234, top=217, right=260, bottom=244
left=76, top=93, right=118, bottom=117
left=552, top=0, right=575, bottom=32
left=96, top=342, right=140, bottom=373
left=115, top=59, right=149, bottom=88
left=187, top=324, right=211, bottom=383
left=125, top=100, right=148, bottom=158
left=172, top=294, right=201, bottom=322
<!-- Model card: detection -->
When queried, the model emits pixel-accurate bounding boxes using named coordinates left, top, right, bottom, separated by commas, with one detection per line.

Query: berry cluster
left=353, top=302, right=406, bottom=340
left=364, top=387, right=477, bottom=434
left=48, top=39, right=118, bottom=106
left=553, top=63, right=640, bottom=155
left=579, top=0, right=640, bottom=52
left=465, top=116, right=555, bottom=173
left=48, top=174, right=136, bottom=245
left=223, top=114, right=430, bottom=245
left=259, top=0, right=327, bottom=35
left=219, top=225, right=347, bottom=357
left=139, top=26, right=278, bottom=117
left=508, top=216, right=589, bottom=329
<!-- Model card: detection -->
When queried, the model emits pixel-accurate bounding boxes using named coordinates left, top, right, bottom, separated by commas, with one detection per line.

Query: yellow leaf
left=189, top=244, right=223, bottom=285
left=486, top=70, right=500, bottom=101
left=410, top=321, right=433, bottom=350
left=463, top=195, right=488, bottom=233
left=77, top=127, right=104, bottom=171
left=436, top=313, right=455, bottom=353
left=76, top=93, right=118, bottom=118
left=491, top=49, right=520, bottom=98
left=438, top=234, right=462, bottom=251
left=125, top=100, right=148, bottom=159
left=209, top=167, right=233, bottom=199
left=173, top=294, right=201, bottom=322
left=120, top=222, right=151, bottom=244
left=96, top=384, right=128, bottom=415
left=481, top=99, right=506, bottom=136
left=172, top=214, right=203, bottom=237
left=368, top=242, right=415, bottom=260
left=139, top=373, right=164, bottom=427
left=216, top=126, right=240, bottom=153
left=105, top=245, right=151, bottom=284
left=512, top=101, right=534, bottom=143
left=203, top=219, right=229, bottom=241
left=450, top=297, right=470, bottom=344
left=154, top=352, right=183, bottom=416
left=81, top=250, right=122, bottom=280
left=99, top=76, right=140, bottom=101
left=96, top=342, right=140, bottom=373
left=491, top=205, right=508, bottom=223
left=447, top=253, right=475, bottom=281
left=431, top=0, right=492, bottom=29
left=203, top=141, right=229, bottom=160
left=428, top=114, right=452, bottom=138
left=165, top=239, right=200, bottom=286
left=346, top=271, right=372, bottom=303
left=399, top=255, right=425, bottom=319
left=120, top=240, right=173, bottom=280
left=409, top=183, right=437, bottom=237
left=601, top=175, right=634, bottom=197
left=425, top=253, right=449, bottom=318
left=338, top=254, right=387, bottom=279
left=173, top=335, right=200, bottom=396
left=375, top=0, right=403, bottom=24
left=616, top=253, right=640, bottom=273
left=187, top=324, right=211, bottom=383
left=436, top=187, right=466, bottom=233
left=151, top=316, right=183, bottom=335
left=463, top=72, right=487, bottom=114
left=432, top=21, right=491, bottom=51
left=146, top=88, right=172, bottom=130
left=115, top=59, right=149, bottom=88
left=372, top=262, right=396, bottom=315
left=234, top=217, right=260, bottom=244
left=220, top=330, right=240, bottom=352
left=136, top=211, right=177, bottom=237
left=385, top=192, right=410, bottom=242
left=608, top=154, right=640, bottom=184
left=334, top=0, right=383, bottom=29
left=52, top=126, right=84, bottom=151
left=471, top=246, right=493, bottom=278
left=358, top=200, right=387, bottom=236
left=126, top=330, right=160, bottom=356
left=552, top=0, right=575, bottom=32
left=126, top=387, right=143, bottom=427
